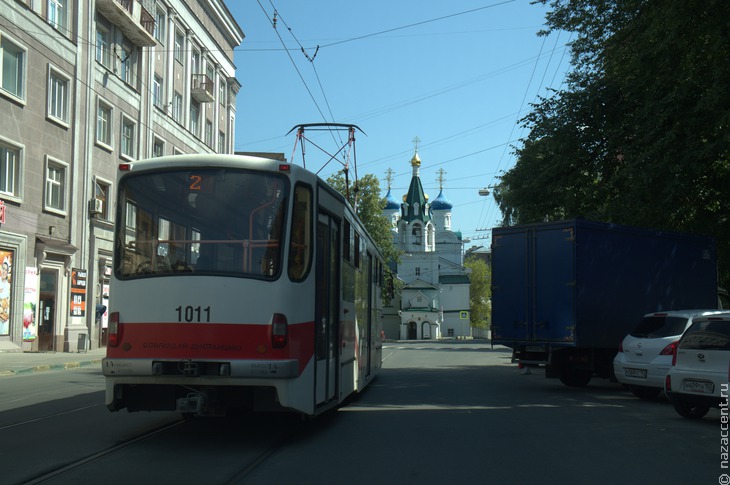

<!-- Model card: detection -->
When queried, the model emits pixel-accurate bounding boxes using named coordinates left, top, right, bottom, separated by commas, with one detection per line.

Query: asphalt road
left=0, top=341, right=724, bottom=485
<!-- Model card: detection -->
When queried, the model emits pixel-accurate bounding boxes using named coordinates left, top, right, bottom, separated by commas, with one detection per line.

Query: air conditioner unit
left=89, top=199, right=103, bottom=215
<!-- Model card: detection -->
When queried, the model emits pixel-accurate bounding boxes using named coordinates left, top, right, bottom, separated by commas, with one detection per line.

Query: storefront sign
left=70, top=268, right=87, bottom=317
left=23, top=267, right=38, bottom=341
left=0, top=250, right=12, bottom=335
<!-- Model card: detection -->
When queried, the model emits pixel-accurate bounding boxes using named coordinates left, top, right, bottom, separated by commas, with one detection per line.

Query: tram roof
left=120, top=154, right=308, bottom=174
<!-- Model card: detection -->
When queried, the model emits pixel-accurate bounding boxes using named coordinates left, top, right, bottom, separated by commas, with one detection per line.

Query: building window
left=218, top=131, right=226, bottom=153
left=205, top=120, right=213, bottom=147
left=191, top=48, right=200, bottom=74
left=154, top=7, right=166, bottom=43
left=121, top=116, right=136, bottom=159
left=95, top=21, right=112, bottom=69
left=97, top=101, right=112, bottom=147
left=48, top=0, right=67, bottom=32
left=152, top=137, right=164, bottom=158
left=174, top=29, right=184, bottom=63
left=172, top=91, right=182, bottom=122
left=219, top=79, right=226, bottom=106
left=415, top=267, right=421, bottom=276
left=94, top=179, right=111, bottom=220
left=1, top=34, right=26, bottom=100
left=152, top=75, right=163, bottom=108
left=0, top=140, right=21, bottom=197
left=412, top=224, right=422, bottom=244
left=190, top=101, right=200, bottom=137
left=45, top=157, right=67, bottom=213
left=120, top=41, right=137, bottom=86
left=48, top=67, right=69, bottom=124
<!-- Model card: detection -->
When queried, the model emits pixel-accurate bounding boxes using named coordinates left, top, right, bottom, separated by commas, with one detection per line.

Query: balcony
left=97, top=0, right=156, bottom=47
left=191, top=74, right=215, bottom=103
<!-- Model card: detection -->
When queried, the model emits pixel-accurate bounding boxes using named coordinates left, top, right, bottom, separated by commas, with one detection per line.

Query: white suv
left=665, top=315, right=730, bottom=419
left=614, top=310, right=729, bottom=399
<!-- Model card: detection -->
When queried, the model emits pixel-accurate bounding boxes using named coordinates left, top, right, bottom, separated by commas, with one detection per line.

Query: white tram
left=102, top=154, right=384, bottom=417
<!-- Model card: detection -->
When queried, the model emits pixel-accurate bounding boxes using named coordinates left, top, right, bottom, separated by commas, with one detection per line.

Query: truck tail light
left=272, top=313, right=288, bottom=349
left=108, top=312, right=122, bottom=347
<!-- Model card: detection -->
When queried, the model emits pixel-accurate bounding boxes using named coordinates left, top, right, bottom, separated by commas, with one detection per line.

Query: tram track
left=223, top=413, right=327, bottom=484
left=0, top=403, right=104, bottom=431
left=17, top=411, right=315, bottom=485
left=21, top=420, right=185, bottom=484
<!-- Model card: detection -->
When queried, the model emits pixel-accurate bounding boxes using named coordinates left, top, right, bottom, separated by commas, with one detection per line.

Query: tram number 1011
left=176, top=306, right=211, bottom=322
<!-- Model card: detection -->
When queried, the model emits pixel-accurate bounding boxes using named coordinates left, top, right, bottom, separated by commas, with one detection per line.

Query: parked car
left=614, top=310, right=730, bottom=399
left=665, top=315, right=730, bottom=419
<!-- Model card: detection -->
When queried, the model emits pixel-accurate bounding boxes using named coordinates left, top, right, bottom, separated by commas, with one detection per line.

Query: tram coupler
left=177, top=393, right=205, bottom=415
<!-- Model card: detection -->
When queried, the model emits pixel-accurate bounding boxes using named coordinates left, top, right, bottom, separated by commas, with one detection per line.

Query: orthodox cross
left=384, top=168, right=394, bottom=190
left=412, top=136, right=421, bottom=152
left=436, top=168, right=446, bottom=190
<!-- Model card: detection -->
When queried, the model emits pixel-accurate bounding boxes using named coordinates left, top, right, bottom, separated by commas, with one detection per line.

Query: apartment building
left=0, top=0, right=243, bottom=352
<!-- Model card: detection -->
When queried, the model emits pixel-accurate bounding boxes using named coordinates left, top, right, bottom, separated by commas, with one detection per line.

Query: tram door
left=315, top=212, right=339, bottom=405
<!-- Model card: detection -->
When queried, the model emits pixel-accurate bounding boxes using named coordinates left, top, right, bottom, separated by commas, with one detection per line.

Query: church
left=381, top=150, right=471, bottom=340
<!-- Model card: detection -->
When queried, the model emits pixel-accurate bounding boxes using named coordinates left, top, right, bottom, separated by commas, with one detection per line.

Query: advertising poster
left=70, top=268, right=87, bottom=317
left=0, top=250, right=13, bottom=335
left=101, top=283, right=109, bottom=328
left=23, top=266, right=38, bottom=341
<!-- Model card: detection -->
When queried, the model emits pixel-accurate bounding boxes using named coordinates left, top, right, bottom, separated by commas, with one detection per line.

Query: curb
left=1, top=359, right=103, bottom=376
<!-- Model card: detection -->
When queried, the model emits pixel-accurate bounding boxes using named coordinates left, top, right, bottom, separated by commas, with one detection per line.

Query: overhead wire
left=264, top=1, right=344, bottom=148
left=254, top=0, right=330, bottom=129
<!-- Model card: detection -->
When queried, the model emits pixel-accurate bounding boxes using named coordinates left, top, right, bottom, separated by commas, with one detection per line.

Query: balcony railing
left=191, top=74, right=215, bottom=103
left=97, top=0, right=156, bottom=46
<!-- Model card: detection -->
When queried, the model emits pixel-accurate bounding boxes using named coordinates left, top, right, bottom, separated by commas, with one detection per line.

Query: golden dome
left=410, top=151, right=421, bottom=167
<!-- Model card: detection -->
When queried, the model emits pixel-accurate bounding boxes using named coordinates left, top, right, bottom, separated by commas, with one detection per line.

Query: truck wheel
left=559, top=368, right=592, bottom=387
left=630, top=385, right=661, bottom=400
left=672, top=398, right=710, bottom=419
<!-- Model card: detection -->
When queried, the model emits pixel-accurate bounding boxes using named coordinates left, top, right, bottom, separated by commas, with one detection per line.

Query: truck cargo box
left=491, top=219, right=718, bottom=352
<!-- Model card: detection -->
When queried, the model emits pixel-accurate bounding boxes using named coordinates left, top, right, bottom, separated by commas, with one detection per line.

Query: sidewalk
left=0, top=347, right=106, bottom=377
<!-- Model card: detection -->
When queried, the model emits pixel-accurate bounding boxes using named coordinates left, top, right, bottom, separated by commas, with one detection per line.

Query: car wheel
left=630, top=385, right=662, bottom=400
left=672, top=397, right=710, bottom=419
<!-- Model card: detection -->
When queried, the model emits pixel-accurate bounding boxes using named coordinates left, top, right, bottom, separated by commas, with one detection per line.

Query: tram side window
left=354, top=232, right=360, bottom=268
left=288, top=183, right=312, bottom=281
left=343, top=221, right=351, bottom=262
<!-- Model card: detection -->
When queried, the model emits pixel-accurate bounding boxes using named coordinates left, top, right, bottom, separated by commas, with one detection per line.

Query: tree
left=497, top=0, right=730, bottom=284
left=464, top=256, right=491, bottom=328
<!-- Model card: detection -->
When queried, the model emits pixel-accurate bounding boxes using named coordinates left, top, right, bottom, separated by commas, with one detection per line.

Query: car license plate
left=624, top=368, right=647, bottom=379
left=682, top=380, right=714, bottom=394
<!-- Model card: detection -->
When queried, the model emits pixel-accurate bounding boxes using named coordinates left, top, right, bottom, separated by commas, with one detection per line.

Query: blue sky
left=228, top=0, right=569, bottom=250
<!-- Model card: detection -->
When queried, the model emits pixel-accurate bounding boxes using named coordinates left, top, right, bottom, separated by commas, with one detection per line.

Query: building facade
left=382, top=151, right=471, bottom=340
left=0, top=0, right=243, bottom=352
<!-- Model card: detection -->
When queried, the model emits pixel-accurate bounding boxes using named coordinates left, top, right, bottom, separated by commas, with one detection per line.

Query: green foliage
left=464, top=256, right=491, bottom=328
left=497, top=0, right=730, bottom=285
left=325, top=172, right=401, bottom=267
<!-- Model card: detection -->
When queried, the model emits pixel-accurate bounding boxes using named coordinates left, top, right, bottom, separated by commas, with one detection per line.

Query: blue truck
left=490, top=219, right=718, bottom=387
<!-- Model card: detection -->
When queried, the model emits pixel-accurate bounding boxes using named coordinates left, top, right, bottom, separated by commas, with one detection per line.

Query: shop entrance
left=38, top=269, right=58, bottom=351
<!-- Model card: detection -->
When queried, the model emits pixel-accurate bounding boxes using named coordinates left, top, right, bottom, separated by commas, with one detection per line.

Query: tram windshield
left=115, top=168, right=289, bottom=279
